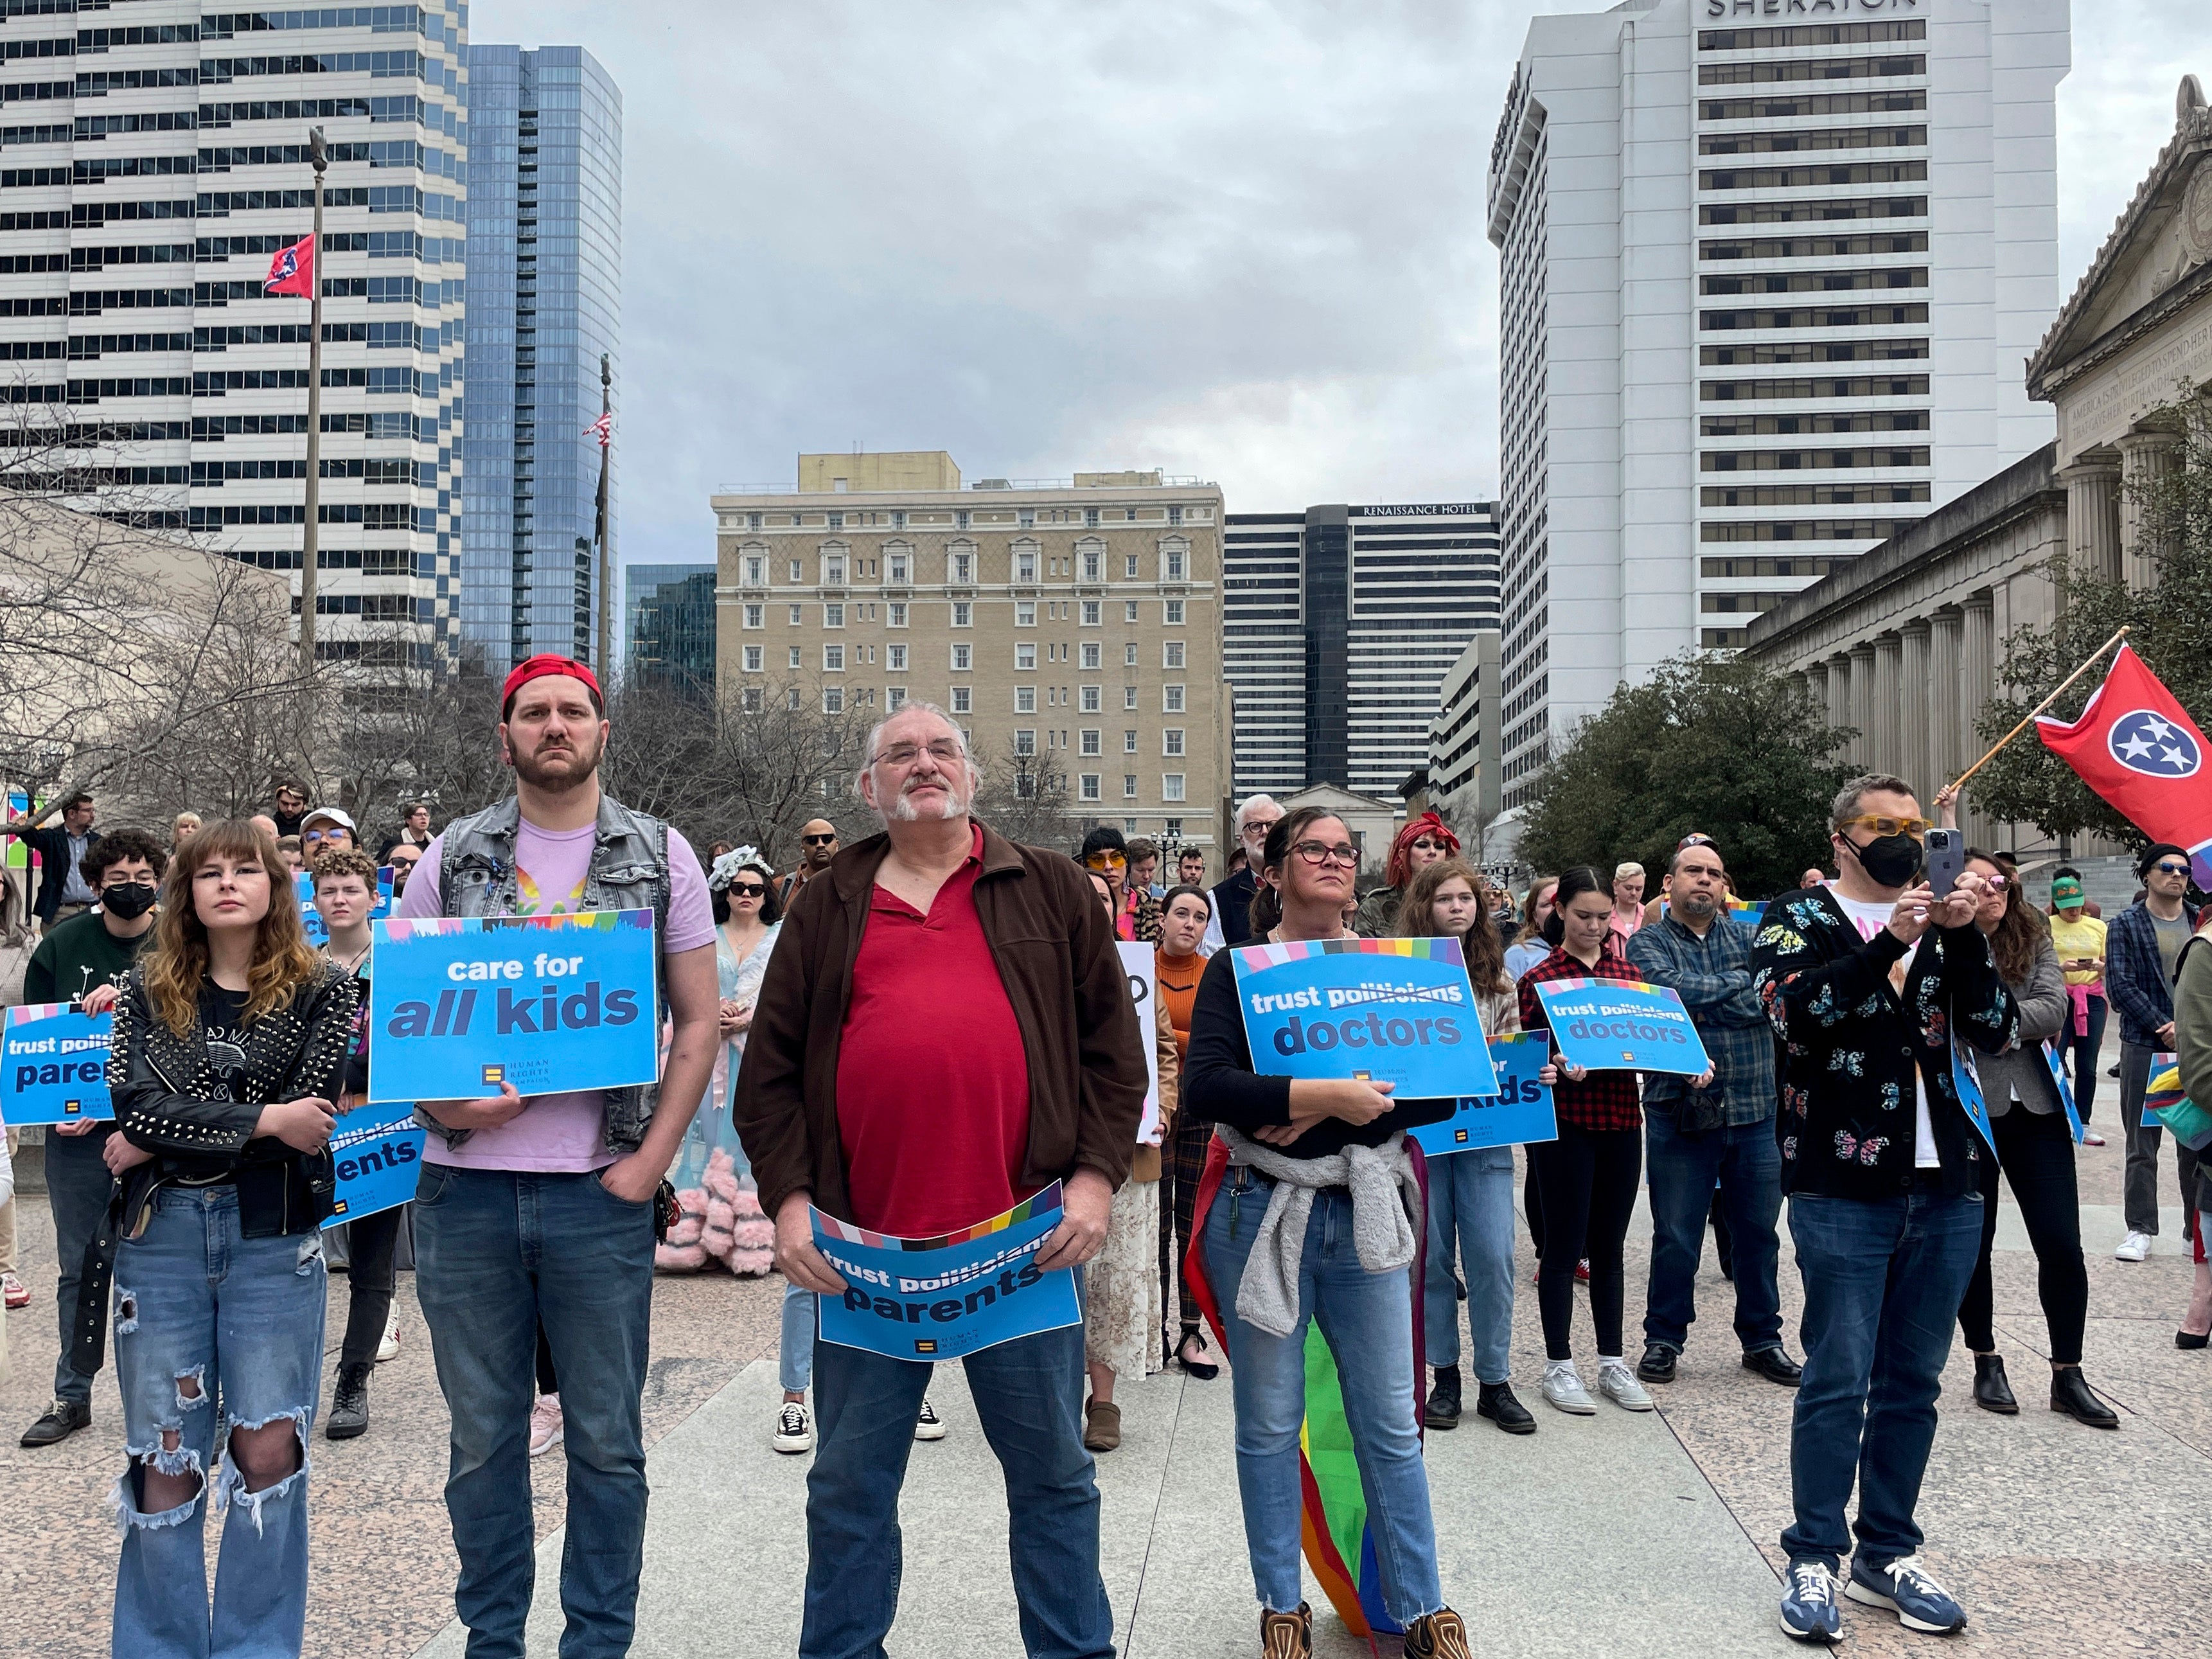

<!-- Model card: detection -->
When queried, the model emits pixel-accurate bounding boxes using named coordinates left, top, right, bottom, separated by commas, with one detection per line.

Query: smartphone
left=1924, top=827, right=1963, bottom=899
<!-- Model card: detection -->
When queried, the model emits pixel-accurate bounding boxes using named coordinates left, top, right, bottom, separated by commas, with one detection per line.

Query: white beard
left=886, top=770, right=972, bottom=821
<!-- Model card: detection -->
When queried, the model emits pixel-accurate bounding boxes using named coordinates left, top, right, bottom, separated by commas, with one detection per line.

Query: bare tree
left=970, top=741, right=1076, bottom=853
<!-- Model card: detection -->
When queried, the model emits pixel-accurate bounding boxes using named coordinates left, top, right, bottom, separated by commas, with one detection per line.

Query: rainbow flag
left=1186, top=1135, right=1430, bottom=1639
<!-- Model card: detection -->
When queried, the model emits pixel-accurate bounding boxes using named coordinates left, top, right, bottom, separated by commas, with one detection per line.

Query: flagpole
left=1943, top=624, right=2132, bottom=796
left=594, top=352, right=612, bottom=671
left=298, top=125, right=328, bottom=677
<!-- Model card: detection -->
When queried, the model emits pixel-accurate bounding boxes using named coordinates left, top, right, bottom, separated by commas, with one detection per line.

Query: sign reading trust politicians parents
left=0, top=1003, right=114, bottom=1126
left=812, top=1184, right=1083, bottom=1362
left=367, top=909, right=658, bottom=1103
left=1534, top=977, right=1712, bottom=1078
left=1230, top=937, right=1499, bottom=1103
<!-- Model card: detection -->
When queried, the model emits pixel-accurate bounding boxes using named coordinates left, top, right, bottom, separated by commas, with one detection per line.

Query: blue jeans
left=1642, top=1106, right=1783, bottom=1357
left=1781, top=1189, right=1982, bottom=1571
left=413, top=1164, right=657, bottom=1659
left=48, top=1127, right=117, bottom=1404
left=1422, top=1145, right=1516, bottom=1383
left=1202, top=1167, right=1444, bottom=1623
left=801, top=1321, right=1111, bottom=1659
left=111, top=1185, right=327, bottom=1659
left=781, top=1277, right=815, bottom=1393
left=2060, top=993, right=2105, bottom=1121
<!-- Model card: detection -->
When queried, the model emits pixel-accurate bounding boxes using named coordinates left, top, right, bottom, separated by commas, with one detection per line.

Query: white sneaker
left=375, top=1314, right=400, bottom=1363
left=527, top=1394, right=563, bottom=1458
left=773, top=1399, right=815, bottom=1454
left=1597, top=1361, right=1654, bottom=1412
left=2116, top=1230, right=2152, bottom=1263
left=914, top=1396, right=947, bottom=1441
left=1541, top=1362, right=1597, bottom=1415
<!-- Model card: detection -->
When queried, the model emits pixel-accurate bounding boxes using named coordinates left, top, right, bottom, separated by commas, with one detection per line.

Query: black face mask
left=101, top=882, right=157, bottom=920
left=1845, top=833, right=1922, bottom=891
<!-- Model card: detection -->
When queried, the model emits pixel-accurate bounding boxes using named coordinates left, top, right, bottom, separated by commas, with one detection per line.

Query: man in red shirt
left=736, top=703, right=1147, bottom=1659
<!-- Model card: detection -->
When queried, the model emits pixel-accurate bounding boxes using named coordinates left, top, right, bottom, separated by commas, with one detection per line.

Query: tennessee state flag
left=264, top=233, right=314, bottom=297
left=2036, top=644, right=2212, bottom=887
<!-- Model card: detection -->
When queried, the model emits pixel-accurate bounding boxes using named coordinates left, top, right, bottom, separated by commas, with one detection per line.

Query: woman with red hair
left=1355, top=812, right=1459, bottom=935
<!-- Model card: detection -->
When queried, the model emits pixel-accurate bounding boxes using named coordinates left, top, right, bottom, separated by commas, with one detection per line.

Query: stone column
left=1826, top=653, right=1852, bottom=750
left=1850, top=643, right=1879, bottom=770
left=2116, top=429, right=2182, bottom=589
left=1929, top=608, right=1963, bottom=792
left=2058, top=459, right=2123, bottom=583
left=1962, top=594, right=1995, bottom=844
left=1872, top=634, right=1904, bottom=778
left=1898, top=619, right=1932, bottom=797
left=1803, top=660, right=1828, bottom=728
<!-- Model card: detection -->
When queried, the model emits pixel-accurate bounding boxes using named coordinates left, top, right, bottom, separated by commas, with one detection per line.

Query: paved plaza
left=3, top=1097, right=2206, bottom=1658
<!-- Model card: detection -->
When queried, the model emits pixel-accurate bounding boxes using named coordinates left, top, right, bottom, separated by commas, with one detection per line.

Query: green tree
left=1972, top=393, right=2212, bottom=849
left=1517, top=650, right=1855, bottom=898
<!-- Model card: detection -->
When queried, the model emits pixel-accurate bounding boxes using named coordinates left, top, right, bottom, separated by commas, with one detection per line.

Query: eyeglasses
left=1242, top=819, right=1281, bottom=842
left=1084, top=851, right=1127, bottom=871
left=2153, top=861, right=2191, bottom=877
left=871, top=740, right=964, bottom=768
left=729, top=882, right=766, bottom=898
left=801, top=833, right=838, bottom=846
left=1837, top=814, right=1930, bottom=840
left=302, top=829, right=342, bottom=844
left=1291, top=840, right=1359, bottom=869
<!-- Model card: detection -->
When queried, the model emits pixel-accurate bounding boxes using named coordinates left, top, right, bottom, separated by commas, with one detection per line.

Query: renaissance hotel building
left=1485, top=0, right=2068, bottom=807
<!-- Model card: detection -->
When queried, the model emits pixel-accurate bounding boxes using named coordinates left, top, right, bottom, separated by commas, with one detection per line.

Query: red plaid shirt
left=1517, top=943, right=1646, bottom=1133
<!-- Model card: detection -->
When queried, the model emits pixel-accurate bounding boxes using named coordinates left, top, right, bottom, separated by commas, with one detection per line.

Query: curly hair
left=310, top=847, right=382, bottom=891
left=1394, top=856, right=1512, bottom=995
left=141, top=819, right=323, bottom=1036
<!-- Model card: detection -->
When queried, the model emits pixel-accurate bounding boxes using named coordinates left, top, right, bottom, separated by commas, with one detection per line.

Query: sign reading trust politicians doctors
left=1230, top=937, right=1500, bottom=1103
left=366, top=909, right=659, bottom=1102
left=1534, top=978, right=1712, bottom=1077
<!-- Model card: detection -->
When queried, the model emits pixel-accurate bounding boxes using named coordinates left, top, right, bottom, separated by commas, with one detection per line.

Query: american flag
left=584, top=411, right=612, bottom=448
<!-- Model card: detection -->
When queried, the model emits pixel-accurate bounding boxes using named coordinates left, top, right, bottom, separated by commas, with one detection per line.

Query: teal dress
left=667, top=920, right=780, bottom=1193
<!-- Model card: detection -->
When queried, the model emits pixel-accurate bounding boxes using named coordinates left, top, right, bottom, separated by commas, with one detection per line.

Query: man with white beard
left=735, top=701, right=1148, bottom=1659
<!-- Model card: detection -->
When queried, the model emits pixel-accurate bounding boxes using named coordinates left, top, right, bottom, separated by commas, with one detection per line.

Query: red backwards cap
left=502, top=653, right=604, bottom=718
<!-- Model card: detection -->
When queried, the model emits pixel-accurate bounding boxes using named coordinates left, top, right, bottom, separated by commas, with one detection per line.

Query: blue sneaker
left=1846, top=1554, right=1967, bottom=1635
left=1778, top=1559, right=1842, bottom=1644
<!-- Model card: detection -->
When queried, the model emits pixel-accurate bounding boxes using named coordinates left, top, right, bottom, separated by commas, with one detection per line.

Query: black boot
left=326, top=1362, right=372, bottom=1440
left=1474, top=1380, right=1536, bottom=1435
left=2049, top=1366, right=2119, bottom=1429
left=1424, top=1367, right=1463, bottom=1430
left=1972, top=1353, right=2017, bottom=1415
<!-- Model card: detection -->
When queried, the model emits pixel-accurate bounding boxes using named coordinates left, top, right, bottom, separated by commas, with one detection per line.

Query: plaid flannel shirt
left=1626, top=911, right=1774, bottom=1125
left=2104, top=900, right=2199, bottom=1048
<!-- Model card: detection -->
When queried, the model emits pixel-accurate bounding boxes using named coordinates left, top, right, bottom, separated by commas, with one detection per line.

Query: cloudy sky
left=470, top=0, right=2206, bottom=580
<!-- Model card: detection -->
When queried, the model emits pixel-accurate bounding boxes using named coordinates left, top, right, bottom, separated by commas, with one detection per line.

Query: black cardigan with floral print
left=1749, top=886, right=2017, bottom=1200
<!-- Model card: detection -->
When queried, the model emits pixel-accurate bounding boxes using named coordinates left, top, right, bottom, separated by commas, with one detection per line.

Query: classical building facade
left=1746, top=76, right=2212, bottom=852
left=711, top=454, right=1228, bottom=848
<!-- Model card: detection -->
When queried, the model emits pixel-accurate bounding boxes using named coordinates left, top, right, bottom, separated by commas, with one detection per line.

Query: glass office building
left=625, top=561, right=714, bottom=696
left=462, top=43, right=620, bottom=667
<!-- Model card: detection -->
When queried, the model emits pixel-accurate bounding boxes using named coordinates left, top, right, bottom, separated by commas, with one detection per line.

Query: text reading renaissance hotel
left=1487, top=0, right=2067, bottom=808
left=0, top=2, right=468, bottom=662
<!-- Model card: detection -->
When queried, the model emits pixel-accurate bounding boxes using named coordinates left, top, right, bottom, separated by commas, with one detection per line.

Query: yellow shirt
left=2049, top=912, right=2107, bottom=989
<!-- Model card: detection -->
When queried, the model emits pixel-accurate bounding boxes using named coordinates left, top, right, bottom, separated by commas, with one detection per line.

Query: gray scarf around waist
left=1216, top=1124, right=1422, bottom=1337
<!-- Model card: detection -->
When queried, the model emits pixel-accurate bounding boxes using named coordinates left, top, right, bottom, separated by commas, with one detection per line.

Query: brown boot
left=1259, top=1602, right=1311, bottom=1658
left=1404, top=1608, right=1473, bottom=1659
left=1081, top=1398, right=1121, bottom=1452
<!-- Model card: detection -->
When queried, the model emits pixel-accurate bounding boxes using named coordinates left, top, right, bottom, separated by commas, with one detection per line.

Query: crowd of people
left=0, top=667, right=2206, bottom=1658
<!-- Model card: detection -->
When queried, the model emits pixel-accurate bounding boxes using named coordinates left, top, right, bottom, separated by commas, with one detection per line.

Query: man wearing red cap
left=1356, top=810, right=1460, bottom=935
left=394, top=654, right=723, bottom=1657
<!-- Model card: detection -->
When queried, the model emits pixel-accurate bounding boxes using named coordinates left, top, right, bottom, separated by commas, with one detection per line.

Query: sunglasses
left=2153, top=861, right=2190, bottom=877
left=1837, top=813, right=1930, bottom=840
left=802, top=833, right=837, bottom=847
left=729, top=882, right=767, bottom=898
left=303, top=829, right=344, bottom=843
left=1084, top=851, right=1127, bottom=871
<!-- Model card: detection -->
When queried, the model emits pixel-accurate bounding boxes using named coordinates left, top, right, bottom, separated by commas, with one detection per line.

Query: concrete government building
left=1486, top=0, right=2068, bottom=808
left=712, top=453, right=1227, bottom=849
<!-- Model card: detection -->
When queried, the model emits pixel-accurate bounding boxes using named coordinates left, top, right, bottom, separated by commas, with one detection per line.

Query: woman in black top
left=90, top=819, right=357, bottom=1657
left=1184, top=806, right=1470, bottom=1659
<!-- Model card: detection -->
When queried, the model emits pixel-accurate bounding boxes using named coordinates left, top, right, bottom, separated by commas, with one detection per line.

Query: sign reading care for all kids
left=367, top=909, right=658, bottom=1102
left=0, top=1003, right=113, bottom=1126
left=1533, top=977, right=1712, bottom=1077
left=1230, top=937, right=1500, bottom=1101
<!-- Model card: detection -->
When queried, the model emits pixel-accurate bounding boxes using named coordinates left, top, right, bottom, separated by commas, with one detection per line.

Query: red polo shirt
left=835, top=824, right=1034, bottom=1236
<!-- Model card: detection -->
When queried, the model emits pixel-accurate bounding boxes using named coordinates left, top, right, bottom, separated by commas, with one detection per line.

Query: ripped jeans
left=111, top=1184, right=328, bottom=1659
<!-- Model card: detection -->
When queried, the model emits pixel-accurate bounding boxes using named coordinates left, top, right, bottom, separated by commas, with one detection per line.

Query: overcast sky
left=470, top=0, right=2206, bottom=579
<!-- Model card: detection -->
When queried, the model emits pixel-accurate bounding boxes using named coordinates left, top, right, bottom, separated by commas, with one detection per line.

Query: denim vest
left=420, top=790, right=673, bottom=1155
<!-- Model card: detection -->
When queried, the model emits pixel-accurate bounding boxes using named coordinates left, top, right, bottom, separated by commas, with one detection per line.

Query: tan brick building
left=711, top=454, right=1228, bottom=852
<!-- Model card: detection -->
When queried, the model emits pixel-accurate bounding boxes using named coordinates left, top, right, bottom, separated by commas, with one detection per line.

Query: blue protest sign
left=0, top=1003, right=113, bottom=1126
left=1410, top=1031, right=1557, bottom=1157
left=1949, top=1038, right=1999, bottom=1156
left=812, top=1184, right=1082, bottom=1362
left=367, top=909, right=659, bottom=1101
left=324, top=1106, right=425, bottom=1227
left=296, top=868, right=391, bottom=947
left=2040, top=1040, right=2084, bottom=1146
left=1228, top=937, right=1498, bottom=1101
left=1534, top=977, right=1712, bottom=1077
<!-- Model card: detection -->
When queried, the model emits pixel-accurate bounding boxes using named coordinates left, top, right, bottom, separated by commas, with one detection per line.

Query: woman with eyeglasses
left=1943, top=847, right=2118, bottom=1426
left=1519, top=865, right=1709, bottom=1415
left=1184, top=806, right=1471, bottom=1657
left=1080, top=825, right=1160, bottom=944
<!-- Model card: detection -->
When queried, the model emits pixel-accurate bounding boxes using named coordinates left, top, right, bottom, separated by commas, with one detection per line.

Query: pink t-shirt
left=396, top=812, right=716, bottom=1171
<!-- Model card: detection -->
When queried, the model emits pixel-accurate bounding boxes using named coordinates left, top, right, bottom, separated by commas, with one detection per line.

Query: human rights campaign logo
left=2107, top=710, right=2202, bottom=778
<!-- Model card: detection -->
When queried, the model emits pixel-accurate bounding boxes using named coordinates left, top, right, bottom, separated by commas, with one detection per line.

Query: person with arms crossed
left=2105, top=842, right=2199, bottom=1263
left=397, top=655, right=722, bottom=1659
left=734, top=702, right=1146, bottom=1659
left=1752, top=774, right=2015, bottom=1643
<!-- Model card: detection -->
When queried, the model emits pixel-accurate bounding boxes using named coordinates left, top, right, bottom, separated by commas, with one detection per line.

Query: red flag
left=264, top=233, right=314, bottom=297
left=2035, top=644, right=2212, bottom=885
